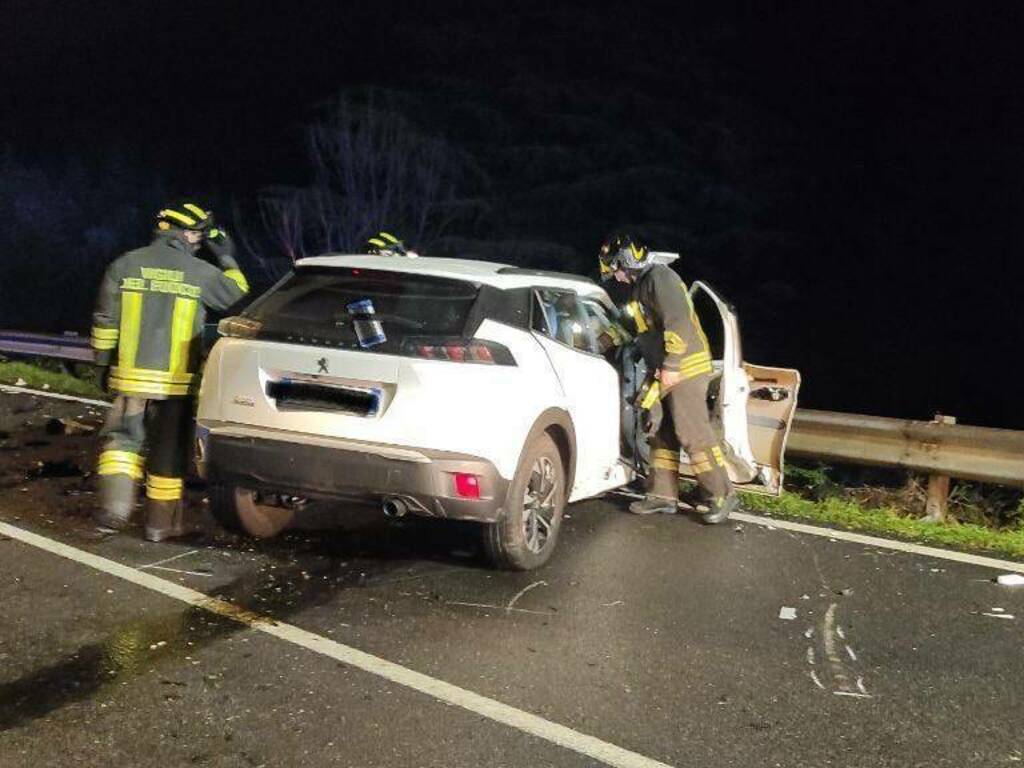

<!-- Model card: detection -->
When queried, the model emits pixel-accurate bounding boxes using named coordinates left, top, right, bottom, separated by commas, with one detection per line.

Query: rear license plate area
left=266, top=379, right=381, bottom=416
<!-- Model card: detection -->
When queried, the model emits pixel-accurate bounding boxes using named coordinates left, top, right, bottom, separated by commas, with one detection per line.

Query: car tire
left=209, top=484, right=295, bottom=539
left=482, top=432, right=566, bottom=571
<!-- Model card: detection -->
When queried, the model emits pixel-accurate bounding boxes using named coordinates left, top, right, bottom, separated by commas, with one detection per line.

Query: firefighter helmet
left=366, top=231, right=407, bottom=256
left=598, top=233, right=648, bottom=280
left=156, top=201, right=215, bottom=233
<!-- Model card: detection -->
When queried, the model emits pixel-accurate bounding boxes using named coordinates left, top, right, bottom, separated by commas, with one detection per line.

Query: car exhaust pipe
left=382, top=497, right=408, bottom=518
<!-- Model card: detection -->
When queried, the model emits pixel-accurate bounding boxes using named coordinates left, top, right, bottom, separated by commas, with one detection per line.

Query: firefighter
left=599, top=234, right=738, bottom=524
left=366, top=231, right=417, bottom=257
left=90, top=201, right=250, bottom=541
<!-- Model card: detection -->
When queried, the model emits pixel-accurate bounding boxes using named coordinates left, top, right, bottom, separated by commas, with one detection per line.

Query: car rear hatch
left=208, top=266, right=528, bottom=455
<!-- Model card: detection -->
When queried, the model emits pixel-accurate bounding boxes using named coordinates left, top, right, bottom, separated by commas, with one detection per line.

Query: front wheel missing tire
left=208, top=484, right=296, bottom=538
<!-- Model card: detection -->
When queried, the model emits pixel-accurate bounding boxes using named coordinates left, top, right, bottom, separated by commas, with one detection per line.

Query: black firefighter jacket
left=90, top=232, right=250, bottom=398
left=625, top=263, right=713, bottom=380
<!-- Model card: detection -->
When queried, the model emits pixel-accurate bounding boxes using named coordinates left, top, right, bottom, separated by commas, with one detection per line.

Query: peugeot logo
left=317, top=357, right=329, bottom=374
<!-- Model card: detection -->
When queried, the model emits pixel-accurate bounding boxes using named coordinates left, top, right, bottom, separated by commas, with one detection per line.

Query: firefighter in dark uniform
left=599, top=234, right=738, bottom=524
left=90, top=201, right=250, bottom=540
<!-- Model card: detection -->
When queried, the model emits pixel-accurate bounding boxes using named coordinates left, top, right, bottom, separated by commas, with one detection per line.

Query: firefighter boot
left=634, top=448, right=680, bottom=514
left=629, top=495, right=678, bottom=515
left=702, top=492, right=740, bottom=525
left=96, top=473, right=137, bottom=531
left=144, top=497, right=198, bottom=542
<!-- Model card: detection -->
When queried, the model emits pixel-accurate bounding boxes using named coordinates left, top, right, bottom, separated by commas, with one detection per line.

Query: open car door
left=620, top=281, right=800, bottom=495
left=685, top=282, right=801, bottom=495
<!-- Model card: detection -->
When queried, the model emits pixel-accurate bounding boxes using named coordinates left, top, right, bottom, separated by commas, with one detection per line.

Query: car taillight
left=403, top=338, right=516, bottom=365
left=452, top=472, right=481, bottom=499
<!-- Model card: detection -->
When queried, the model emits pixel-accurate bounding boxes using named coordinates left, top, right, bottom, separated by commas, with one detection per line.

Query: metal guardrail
left=3, top=331, right=1023, bottom=498
left=788, top=409, right=1024, bottom=520
left=788, top=409, right=1024, bottom=488
left=0, top=331, right=94, bottom=363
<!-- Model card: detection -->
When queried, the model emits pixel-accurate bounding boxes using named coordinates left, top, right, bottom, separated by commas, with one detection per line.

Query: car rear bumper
left=196, top=421, right=511, bottom=523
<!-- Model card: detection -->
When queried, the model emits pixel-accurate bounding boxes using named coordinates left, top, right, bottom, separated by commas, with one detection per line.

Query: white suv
left=196, top=255, right=800, bottom=569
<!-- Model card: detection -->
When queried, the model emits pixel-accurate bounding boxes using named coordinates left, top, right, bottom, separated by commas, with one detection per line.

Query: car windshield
left=243, top=267, right=480, bottom=351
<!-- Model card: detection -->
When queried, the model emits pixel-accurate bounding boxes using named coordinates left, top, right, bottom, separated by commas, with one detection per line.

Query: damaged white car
left=195, top=254, right=800, bottom=569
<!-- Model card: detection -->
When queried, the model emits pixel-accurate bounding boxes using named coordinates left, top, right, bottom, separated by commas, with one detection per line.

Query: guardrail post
left=922, top=414, right=956, bottom=523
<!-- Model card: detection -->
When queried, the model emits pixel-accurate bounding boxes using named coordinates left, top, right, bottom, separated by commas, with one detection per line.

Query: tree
left=255, top=92, right=483, bottom=264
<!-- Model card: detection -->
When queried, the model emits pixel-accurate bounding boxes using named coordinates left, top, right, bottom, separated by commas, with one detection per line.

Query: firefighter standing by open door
left=90, top=202, right=250, bottom=540
left=599, top=234, right=738, bottom=524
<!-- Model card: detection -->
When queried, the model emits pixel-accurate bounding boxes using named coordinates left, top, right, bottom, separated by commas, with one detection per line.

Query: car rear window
left=242, top=266, right=526, bottom=352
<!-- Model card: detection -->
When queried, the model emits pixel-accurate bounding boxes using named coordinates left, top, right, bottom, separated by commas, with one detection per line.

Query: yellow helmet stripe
left=160, top=209, right=198, bottom=227
left=182, top=203, right=208, bottom=220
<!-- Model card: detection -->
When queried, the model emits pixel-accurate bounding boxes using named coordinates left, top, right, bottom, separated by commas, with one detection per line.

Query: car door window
left=534, top=290, right=598, bottom=354
left=580, top=298, right=631, bottom=354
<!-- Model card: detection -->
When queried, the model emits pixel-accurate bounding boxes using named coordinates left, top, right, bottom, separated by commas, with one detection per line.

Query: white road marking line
left=836, top=626, right=846, bottom=640
left=732, top=512, right=1024, bottom=574
left=141, top=549, right=201, bottom=569
left=804, top=627, right=814, bottom=639
left=809, top=671, right=825, bottom=690
left=0, top=521, right=672, bottom=768
left=0, top=384, right=111, bottom=408
left=845, top=645, right=858, bottom=662
left=982, top=613, right=1015, bottom=620
left=833, top=691, right=873, bottom=699
left=507, top=580, right=547, bottom=613
left=856, top=677, right=869, bottom=695
left=806, top=647, right=815, bottom=665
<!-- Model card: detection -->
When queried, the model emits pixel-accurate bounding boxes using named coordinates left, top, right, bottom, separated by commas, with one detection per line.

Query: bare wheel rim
left=234, top=488, right=295, bottom=538
left=522, top=455, right=558, bottom=554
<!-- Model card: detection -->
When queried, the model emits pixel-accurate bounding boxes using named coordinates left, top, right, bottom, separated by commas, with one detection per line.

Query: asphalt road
left=1, top=391, right=1023, bottom=767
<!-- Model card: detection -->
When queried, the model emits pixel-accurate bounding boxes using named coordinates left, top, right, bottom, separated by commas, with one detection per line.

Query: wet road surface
left=3, top=491, right=1023, bottom=767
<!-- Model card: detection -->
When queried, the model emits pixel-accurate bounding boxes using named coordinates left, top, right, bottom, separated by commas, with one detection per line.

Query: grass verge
left=0, top=360, right=107, bottom=400
left=742, top=491, right=1024, bottom=561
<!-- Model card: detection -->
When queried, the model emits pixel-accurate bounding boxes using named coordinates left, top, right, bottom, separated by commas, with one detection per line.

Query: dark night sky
left=3, top=1, right=1024, bottom=427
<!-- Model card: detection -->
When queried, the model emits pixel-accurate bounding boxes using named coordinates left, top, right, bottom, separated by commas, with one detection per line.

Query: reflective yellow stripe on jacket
left=168, top=297, right=198, bottom=376
left=625, top=301, right=649, bottom=333
left=677, top=350, right=713, bottom=379
left=109, top=367, right=195, bottom=396
left=223, top=269, right=249, bottom=293
left=118, top=291, right=143, bottom=369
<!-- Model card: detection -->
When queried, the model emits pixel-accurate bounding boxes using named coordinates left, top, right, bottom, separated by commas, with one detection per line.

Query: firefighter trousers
left=96, top=395, right=193, bottom=524
left=647, top=374, right=734, bottom=504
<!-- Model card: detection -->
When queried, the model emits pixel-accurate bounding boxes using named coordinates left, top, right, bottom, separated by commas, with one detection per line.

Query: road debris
left=779, top=606, right=797, bottom=620
left=28, top=459, right=84, bottom=479
left=44, top=417, right=95, bottom=435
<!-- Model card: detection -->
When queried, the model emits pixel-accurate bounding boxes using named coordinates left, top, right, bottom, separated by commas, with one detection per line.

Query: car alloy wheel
left=522, top=455, right=558, bottom=554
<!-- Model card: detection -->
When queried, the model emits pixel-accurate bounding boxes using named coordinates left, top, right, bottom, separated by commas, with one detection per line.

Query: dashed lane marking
left=0, top=520, right=674, bottom=768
